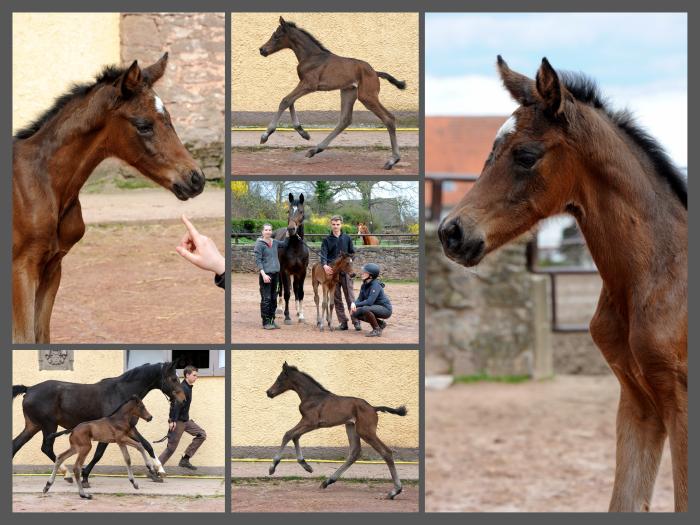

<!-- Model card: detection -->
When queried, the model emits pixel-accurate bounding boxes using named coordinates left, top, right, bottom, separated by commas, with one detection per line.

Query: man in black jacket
left=158, top=365, right=207, bottom=470
left=320, top=215, right=361, bottom=331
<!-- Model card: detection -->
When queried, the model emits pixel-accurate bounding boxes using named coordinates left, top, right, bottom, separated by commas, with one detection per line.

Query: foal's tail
left=377, top=71, right=406, bottom=90
left=374, top=405, right=407, bottom=416
left=12, top=385, right=28, bottom=399
left=46, top=429, right=73, bottom=441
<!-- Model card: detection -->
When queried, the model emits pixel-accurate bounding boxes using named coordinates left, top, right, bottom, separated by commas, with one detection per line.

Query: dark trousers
left=259, top=272, right=279, bottom=324
left=352, top=305, right=392, bottom=329
left=333, top=272, right=355, bottom=323
left=158, top=420, right=207, bottom=465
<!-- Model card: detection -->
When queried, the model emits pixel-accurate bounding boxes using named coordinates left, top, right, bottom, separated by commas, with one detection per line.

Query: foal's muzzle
left=145, top=415, right=153, bottom=422
left=259, top=48, right=269, bottom=57
left=438, top=216, right=485, bottom=267
left=172, top=169, right=206, bottom=201
left=266, top=388, right=275, bottom=398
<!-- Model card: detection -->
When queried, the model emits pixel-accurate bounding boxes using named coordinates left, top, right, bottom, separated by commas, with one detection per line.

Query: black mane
left=285, top=20, right=331, bottom=53
left=288, top=365, right=330, bottom=393
left=560, top=71, right=687, bottom=209
left=100, top=362, right=163, bottom=384
left=14, top=65, right=126, bottom=140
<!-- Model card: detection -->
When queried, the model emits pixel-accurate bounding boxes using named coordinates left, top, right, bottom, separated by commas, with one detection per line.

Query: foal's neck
left=290, top=373, right=327, bottom=400
left=288, top=29, right=328, bottom=62
left=573, top=118, right=687, bottom=299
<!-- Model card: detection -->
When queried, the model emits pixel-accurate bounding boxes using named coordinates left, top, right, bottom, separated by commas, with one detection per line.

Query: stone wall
left=232, top=244, right=418, bottom=281
left=425, top=223, right=551, bottom=379
left=121, top=13, right=225, bottom=179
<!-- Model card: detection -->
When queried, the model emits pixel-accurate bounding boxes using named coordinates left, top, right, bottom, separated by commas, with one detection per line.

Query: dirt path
left=232, top=479, right=419, bottom=512
left=426, top=375, right=674, bottom=512
left=51, top=219, right=224, bottom=343
left=13, top=494, right=224, bottom=512
left=232, top=273, right=419, bottom=344
left=232, top=147, right=419, bottom=176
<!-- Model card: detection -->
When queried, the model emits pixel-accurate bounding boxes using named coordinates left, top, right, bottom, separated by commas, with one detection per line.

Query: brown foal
left=311, top=252, right=354, bottom=331
left=43, top=396, right=155, bottom=499
left=266, top=362, right=407, bottom=499
left=357, top=222, right=380, bottom=245
left=259, top=17, right=406, bottom=170
left=438, top=56, right=687, bottom=512
left=13, top=53, right=205, bottom=343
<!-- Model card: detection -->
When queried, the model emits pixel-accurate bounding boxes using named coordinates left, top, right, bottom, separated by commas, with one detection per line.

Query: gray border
left=2, top=1, right=696, bottom=524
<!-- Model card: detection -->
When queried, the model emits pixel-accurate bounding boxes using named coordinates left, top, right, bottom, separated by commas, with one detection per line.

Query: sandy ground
left=232, top=147, right=419, bottom=176
left=13, top=475, right=225, bottom=512
left=426, top=375, right=675, bottom=512
left=232, top=479, right=419, bottom=513
left=233, top=460, right=418, bottom=481
left=50, top=217, right=224, bottom=344
left=231, top=273, right=419, bottom=344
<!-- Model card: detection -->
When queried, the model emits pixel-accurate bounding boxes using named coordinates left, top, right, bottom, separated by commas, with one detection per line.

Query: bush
left=231, top=219, right=354, bottom=235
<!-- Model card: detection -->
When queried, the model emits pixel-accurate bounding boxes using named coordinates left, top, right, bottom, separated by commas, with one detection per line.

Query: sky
left=426, top=13, right=688, bottom=168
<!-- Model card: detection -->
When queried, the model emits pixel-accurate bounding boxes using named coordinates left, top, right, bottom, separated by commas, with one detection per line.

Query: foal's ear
left=282, top=361, right=289, bottom=371
left=119, top=60, right=143, bottom=98
left=288, top=193, right=294, bottom=203
left=536, top=57, right=564, bottom=117
left=143, top=52, right=169, bottom=87
left=298, top=193, right=304, bottom=204
left=497, top=55, right=535, bottom=106
left=279, top=16, right=287, bottom=29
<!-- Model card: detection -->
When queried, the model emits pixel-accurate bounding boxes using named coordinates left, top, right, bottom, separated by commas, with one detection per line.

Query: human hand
left=262, top=272, right=271, bottom=284
left=324, top=265, right=334, bottom=276
left=176, top=215, right=225, bottom=275
left=169, top=421, right=176, bottom=432
left=351, top=302, right=356, bottom=312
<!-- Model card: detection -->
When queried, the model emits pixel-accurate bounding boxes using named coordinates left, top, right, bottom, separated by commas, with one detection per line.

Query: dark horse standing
left=13, top=361, right=185, bottom=488
left=275, top=193, right=310, bottom=324
left=259, top=17, right=406, bottom=170
left=267, top=362, right=407, bottom=499
left=439, top=57, right=687, bottom=511
left=13, top=53, right=205, bottom=343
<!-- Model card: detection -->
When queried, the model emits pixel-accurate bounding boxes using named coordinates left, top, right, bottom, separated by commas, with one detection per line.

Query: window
left=125, top=350, right=225, bottom=377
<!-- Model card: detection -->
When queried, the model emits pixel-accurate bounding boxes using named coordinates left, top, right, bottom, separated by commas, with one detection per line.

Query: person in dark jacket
left=158, top=365, right=207, bottom=470
left=320, top=215, right=360, bottom=331
left=176, top=215, right=226, bottom=289
left=351, top=263, right=392, bottom=337
left=254, top=224, right=288, bottom=329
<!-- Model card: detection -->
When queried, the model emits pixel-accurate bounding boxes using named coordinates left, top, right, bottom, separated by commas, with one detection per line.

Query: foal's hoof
left=298, top=459, right=313, bottom=473
left=387, top=486, right=402, bottom=500
left=305, top=147, right=323, bottom=158
left=131, top=481, right=139, bottom=490
left=80, top=493, right=93, bottom=500
left=295, top=126, right=311, bottom=140
left=268, top=465, right=276, bottom=476
left=320, top=478, right=335, bottom=489
left=42, top=483, right=51, bottom=494
left=383, top=157, right=400, bottom=170
left=260, top=132, right=271, bottom=144
left=81, top=480, right=90, bottom=489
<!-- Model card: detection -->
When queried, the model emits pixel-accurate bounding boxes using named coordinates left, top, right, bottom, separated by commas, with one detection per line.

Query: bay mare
left=13, top=53, right=205, bottom=343
left=13, top=361, right=185, bottom=488
left=438, top=56, right=687, bottom=511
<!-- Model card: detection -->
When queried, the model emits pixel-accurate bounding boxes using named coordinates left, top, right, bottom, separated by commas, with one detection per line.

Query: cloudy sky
left=426, top=13, right=687, bottom=167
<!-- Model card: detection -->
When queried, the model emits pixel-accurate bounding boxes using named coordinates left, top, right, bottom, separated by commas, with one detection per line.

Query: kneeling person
left=351, top=263, right=392, bottom=337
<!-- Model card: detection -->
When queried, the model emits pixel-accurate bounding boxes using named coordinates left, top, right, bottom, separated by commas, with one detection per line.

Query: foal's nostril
left=438, top=218, right=463, bottom=250
left=189, top=170, right=204, bottom=190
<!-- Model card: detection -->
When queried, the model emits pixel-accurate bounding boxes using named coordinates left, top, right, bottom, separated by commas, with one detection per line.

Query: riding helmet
left=361, top=263, right=380, bottom=279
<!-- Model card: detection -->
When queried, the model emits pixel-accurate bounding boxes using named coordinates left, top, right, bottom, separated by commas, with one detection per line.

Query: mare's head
left=105, top=53, right=204, bottom=200
left=160, top=361, right=186, bottom=404
left=287, top=193, right=305, bottom=236
left=266, top=361, right=297, bottom=398
left=439, top=56, right=589, bottom=266
left=357, top=223, right=370, bottom=235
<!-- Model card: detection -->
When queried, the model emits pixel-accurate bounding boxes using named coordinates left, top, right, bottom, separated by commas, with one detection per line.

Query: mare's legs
left=13, top=414, right=41, bottom=457
left=294, top=274, right=305, bottom=322
left=81, top=442, right=108, bottom=488
left=306, top=87, right=357, bottom=158
left=358, top=84, right=400, bottom=170
left=118, top=444, right=138, bottom=490
left=281, top=272, right=292, bottom=324
left=289, top=103, right=311, bottom=140
left=261, top=83, right=313, bottom=143
left=321, top=423, right=361, bottom=488
left=269, top=419, right=316, bottom=475
left=44, top=446, right=77, bottom=494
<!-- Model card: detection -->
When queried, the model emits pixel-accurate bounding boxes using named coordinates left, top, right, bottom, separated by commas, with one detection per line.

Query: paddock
left=231, top=272, right=419, bottom=344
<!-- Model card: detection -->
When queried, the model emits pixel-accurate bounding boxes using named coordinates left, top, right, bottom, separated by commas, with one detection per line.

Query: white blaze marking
left=154, top=94, right=165, bottom=114
left=495, top=114, right=517, bottom=141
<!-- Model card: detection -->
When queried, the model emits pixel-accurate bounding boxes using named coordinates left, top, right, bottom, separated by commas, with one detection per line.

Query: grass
left=453, top=373, right=531, bottom=384
left=114, top=178, right=158, bottom=190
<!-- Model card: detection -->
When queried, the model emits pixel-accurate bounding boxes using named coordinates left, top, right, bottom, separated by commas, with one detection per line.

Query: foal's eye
left=136, top=124, right=153, bottom=136
left=513, top=148, right=541, bottom=170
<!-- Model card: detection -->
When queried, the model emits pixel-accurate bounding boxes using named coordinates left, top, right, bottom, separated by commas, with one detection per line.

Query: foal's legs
left=12, top=258, right=39, bottom=343
left=357, top=425, right=402, bottom=499
left=321, top=423, right=361, bottom=489
left=358, top=86, right=400, bottom=170
left=41, top=426, right=72, bottom=483
left=261, top=83, right=312, bottom=144
left=269, top=419, right=316, bottom=475
left=289, top=104, right=311, bottom=140
left=34, top=255, right=63, bottom=344
left=118, top=444, right=139, bottom=490
left=73, top=448, right=93, bottom=499
left=44, top=446, right=77, bottom=494
left=313, top=278, right=322, bottom=330
left=306, top=87, right=358, bottom=158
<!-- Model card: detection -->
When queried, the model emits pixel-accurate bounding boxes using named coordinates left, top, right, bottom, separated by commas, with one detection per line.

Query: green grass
left=453, top=373, right=531, bottom=384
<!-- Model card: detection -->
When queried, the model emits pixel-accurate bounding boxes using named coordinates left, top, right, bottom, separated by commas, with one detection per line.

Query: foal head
left=438, top=56, right=588, bottom=267
left=287, top=193, right=305, bottom=236
left=266, top=361, right=296, bottom=398
left=160, top=361, right=186, bottom=404
left=334, top=252, right=355, bottom=278
left=124, top=395, right=153, bottom=423
left=104, top=53, right=205, bottom=200
left=259, top=17, right=294, bottom=56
